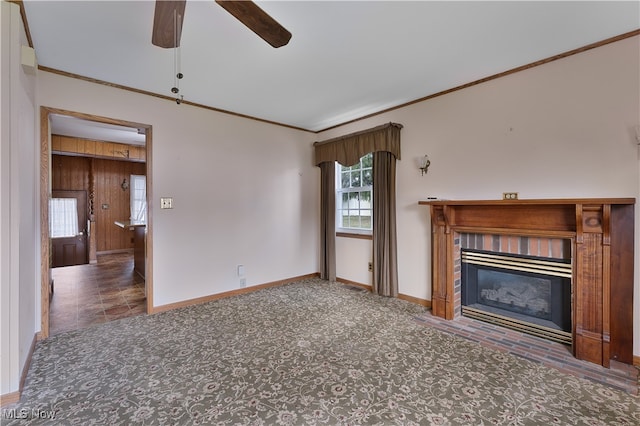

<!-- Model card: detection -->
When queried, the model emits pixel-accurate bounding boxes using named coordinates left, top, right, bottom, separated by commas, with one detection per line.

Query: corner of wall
left=0, top=0, right=39, bottom=397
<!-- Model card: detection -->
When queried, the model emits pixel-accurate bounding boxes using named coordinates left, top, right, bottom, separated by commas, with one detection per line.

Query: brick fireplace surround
left=419, top=199, right=636, bottom=379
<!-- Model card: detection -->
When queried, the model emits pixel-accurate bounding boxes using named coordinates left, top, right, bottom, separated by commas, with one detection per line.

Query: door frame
left=39, top=106, right=153, bottom=339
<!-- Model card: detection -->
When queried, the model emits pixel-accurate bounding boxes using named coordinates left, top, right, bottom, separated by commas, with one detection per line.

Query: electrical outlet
left=503, top=192, right=518, bottom=200
left=368, top=262, right=373, bottom=272
left=160, top=197, right=173, bottom=209
left=239, top=278, right=246, bottom=288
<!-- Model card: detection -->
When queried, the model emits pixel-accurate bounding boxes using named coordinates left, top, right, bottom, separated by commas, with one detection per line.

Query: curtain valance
left=313, top=122, right=402, bottom=166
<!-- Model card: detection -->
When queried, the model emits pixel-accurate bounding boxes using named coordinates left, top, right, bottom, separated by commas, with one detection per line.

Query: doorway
left=40, top=107, right=153, bottom=339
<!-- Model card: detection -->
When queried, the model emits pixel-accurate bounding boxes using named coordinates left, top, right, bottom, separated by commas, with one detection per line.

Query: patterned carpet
left=5, top=278, right=640, bottom=424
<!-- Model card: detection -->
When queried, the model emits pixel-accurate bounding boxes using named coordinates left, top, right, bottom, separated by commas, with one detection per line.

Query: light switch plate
left=160, top=197, right=173, bottom=209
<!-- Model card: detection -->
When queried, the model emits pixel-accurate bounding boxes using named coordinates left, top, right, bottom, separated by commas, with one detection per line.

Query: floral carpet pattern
left=5, top=279, right=640, bottom=425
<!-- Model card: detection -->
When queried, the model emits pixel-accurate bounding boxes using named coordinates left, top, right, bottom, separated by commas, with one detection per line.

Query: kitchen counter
left=114, top=220, right=146, bottom=229
left=114, top=220, right=146, bottom=279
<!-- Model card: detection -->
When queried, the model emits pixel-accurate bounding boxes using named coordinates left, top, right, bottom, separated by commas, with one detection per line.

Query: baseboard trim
left=634, top=355, right=640, bottom=367
left=336, top=277, right=372, bottom=291
left=0, top=391, right=20, bottom=407
left=398, top=293, right=431, bottom=308
left=96, top=249, right=134, bottom=256
left=0, top=333, right=38, bottom=407
left=151, top=273, right=320, bottom=314
left=335, top=277, right=431, bottom=307
left=119, top=271, right=434, bottom=317
left=19, top=334, right=37, bottom=394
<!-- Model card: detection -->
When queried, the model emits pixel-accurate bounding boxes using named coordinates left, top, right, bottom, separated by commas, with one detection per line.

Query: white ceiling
left=50, top=114, right=147, bottom=145
left=23, top=1, right=640, bottom=136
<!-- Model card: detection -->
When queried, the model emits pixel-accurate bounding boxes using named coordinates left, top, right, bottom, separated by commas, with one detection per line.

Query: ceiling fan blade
left=152, top=0, right=187, bottom=48
left=215, top=0, right=292, bottom=48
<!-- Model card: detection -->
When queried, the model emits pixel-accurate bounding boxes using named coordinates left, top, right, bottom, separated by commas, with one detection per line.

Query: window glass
left=130, top=175, right=147, bottom=224
left=49, top=198, right=78, bottom=238
left=336, top=153, right=373, bottom=233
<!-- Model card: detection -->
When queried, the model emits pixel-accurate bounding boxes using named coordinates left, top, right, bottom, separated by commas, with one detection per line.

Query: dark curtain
left=372, top=151, right=398, bottom=297
left=319, top=161, right=336, bottom=281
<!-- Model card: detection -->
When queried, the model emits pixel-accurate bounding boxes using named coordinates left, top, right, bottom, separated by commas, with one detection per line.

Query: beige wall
left=318, top=36, right=640, bottom=354
left=36, top=73, right=319, bottom=308
left=0, top=1, right=38, bottom=396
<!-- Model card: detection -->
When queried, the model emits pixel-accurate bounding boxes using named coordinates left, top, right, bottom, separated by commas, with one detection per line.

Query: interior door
left=50, top=190, right=88, bottom=267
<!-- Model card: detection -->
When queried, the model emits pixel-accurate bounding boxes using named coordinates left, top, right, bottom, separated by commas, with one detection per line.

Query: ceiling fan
left=152, top=0, right=292, bottom=49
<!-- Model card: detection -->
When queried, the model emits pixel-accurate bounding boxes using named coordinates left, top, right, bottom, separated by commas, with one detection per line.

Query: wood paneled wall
left=51, top=155, right=90, bottom=191
left=52, top=155, right=145, bottom=253
left=52, top=134, right=145, bottom=161
left=93, top=158, right=145, bottom=252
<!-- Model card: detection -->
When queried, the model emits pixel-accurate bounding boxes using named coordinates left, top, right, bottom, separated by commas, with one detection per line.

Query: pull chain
left=171, top=8, right=184, bottom=104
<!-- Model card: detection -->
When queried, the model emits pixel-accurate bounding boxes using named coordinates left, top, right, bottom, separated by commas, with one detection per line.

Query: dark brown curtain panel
left=319, top=161, right=336, bottom=281
left=373, top=151, right=398, bottom=297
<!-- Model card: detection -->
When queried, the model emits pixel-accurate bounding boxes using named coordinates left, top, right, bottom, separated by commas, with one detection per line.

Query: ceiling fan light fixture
left=152, top=0, right=292, bottom=105
left=153, top=1, right=291, bottom=49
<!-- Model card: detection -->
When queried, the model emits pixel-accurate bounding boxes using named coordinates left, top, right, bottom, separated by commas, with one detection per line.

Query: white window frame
left=336, top=153, right=373, bottom=235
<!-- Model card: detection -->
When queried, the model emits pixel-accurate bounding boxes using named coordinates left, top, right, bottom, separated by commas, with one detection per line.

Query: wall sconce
left=418, top=155, right=431, bottom=175
left=121, top=179, right=129, bottom=191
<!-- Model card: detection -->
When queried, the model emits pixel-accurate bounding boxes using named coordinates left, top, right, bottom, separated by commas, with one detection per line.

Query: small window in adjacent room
left=49, top=198, right=78, bottom=238
left=336, top=152, right=373, bottom=234
left=130, top=174, right=147, bottom=224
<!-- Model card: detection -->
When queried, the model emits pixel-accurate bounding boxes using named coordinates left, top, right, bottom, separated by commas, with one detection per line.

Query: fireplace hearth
left=461, top=249, right=572, bottom=344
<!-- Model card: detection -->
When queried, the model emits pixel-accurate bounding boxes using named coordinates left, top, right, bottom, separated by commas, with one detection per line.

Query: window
left=336, top=153, right=373, bottom=233
left=130, top=175, right=147, bottom=224
left=49, top=198, right=78, bottom=238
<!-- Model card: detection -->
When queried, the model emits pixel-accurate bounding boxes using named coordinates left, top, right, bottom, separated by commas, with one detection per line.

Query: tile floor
left=50, top=252, right=146, bottom=336
left=415, top=310, right=639, bottom=394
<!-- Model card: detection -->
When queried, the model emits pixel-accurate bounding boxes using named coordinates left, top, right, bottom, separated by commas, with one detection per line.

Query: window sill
left=336, top=232, right=372, bottom=240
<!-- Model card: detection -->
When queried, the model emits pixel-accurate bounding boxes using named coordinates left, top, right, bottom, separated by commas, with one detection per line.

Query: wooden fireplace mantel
left=419, top=198, right=635, bottom=368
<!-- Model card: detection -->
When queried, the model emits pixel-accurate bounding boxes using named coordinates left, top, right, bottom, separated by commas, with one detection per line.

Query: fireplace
left=461, top=249, right=572, bottom=344
left=419, top=198, right=635, bottom=368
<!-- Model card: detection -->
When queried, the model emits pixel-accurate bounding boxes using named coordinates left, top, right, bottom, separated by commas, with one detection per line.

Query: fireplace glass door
left=461, top=249, right=572, bottom=344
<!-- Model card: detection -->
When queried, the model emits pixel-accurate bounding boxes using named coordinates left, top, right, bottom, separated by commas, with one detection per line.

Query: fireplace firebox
left=461, top=249, right=572, bottom=344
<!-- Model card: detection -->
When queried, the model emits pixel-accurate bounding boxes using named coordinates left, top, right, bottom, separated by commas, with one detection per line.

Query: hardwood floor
left=50, top=252, right=146, bottom=336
